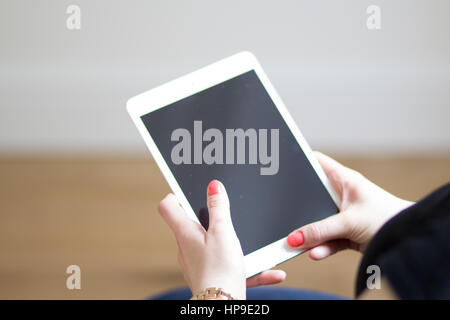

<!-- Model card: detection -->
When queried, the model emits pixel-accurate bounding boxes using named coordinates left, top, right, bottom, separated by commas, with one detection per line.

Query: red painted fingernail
left=208, top=180, right=220, bottom=196
left=287, top=230, right=304, bottom=247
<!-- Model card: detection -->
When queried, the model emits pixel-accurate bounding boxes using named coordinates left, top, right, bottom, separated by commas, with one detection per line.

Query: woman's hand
left=158, top=180, right=285, bottom=300
left=287, top=152, right=414, bottom=260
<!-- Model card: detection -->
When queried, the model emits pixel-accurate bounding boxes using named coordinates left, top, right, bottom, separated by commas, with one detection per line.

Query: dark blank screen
left=141, top=70, right=338, bottom=255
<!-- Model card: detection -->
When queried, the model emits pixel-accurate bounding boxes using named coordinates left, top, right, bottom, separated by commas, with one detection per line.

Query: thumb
left=287, top=213, right=349, bottom=249
left=206, top=180, right=232, bottom=229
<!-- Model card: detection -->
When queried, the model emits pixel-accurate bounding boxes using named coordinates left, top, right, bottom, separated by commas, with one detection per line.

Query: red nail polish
left=208, top=180, right=220, bottom=196
left=287, top=230, right=304, bottom=247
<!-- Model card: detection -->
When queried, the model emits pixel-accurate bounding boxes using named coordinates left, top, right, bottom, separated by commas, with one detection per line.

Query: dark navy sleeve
left=356, top=183, right=450, bottom=299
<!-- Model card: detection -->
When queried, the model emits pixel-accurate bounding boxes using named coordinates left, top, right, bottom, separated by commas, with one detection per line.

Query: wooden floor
left=0, top=155, right=449, bottom=299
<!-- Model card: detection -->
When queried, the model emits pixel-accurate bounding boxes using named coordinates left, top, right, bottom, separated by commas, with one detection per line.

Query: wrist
left=193, top=280, right=246, bottom=300
left=191, top=287, right=243, bottom=300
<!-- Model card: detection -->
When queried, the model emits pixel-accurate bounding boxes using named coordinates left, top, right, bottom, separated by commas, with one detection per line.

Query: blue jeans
left=152, top=287, right=348, bottom=300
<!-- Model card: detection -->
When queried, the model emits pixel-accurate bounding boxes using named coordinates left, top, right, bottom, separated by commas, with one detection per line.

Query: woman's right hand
left=286, top=151, right=414, bottom=260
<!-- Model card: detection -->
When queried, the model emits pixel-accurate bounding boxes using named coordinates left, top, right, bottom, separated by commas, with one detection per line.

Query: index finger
left=157, top=193, right=201, bottom=238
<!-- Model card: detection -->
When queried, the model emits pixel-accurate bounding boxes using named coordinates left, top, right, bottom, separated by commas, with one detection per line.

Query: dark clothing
left=356, top=183, right=450, bottom=299
left=152, top=286, right=347, bottom=300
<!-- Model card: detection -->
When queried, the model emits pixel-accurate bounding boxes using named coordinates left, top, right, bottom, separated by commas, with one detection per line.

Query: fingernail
left=287, top=230, right=304, bottom=247
left=208, top=180, right=221, bottom=196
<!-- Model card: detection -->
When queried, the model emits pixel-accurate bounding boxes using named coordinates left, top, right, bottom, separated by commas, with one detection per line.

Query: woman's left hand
left=158, top=179, right=286, bottom=300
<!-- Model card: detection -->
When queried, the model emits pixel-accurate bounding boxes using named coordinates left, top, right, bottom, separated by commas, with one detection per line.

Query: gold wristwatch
left=190, top=287, right=236, bottom=300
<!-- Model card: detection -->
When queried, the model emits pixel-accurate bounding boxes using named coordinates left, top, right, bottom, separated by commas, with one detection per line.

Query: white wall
left=1, top=0, right=449, bottom=155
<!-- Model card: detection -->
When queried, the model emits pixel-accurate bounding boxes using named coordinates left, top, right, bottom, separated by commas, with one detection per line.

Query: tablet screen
left=141, top=70, right=338, bottom=255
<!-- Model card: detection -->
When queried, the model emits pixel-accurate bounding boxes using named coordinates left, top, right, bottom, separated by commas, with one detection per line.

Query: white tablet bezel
left=127, top=51, right=341, bottom=278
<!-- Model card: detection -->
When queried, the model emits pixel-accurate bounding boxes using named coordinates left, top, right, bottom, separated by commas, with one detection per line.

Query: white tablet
left=127, top=52, right=340, bottom=278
